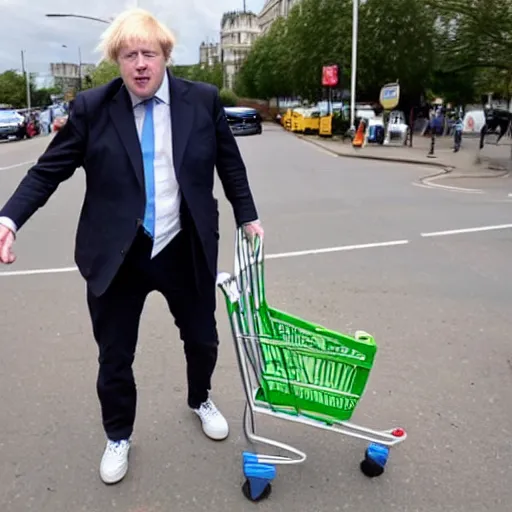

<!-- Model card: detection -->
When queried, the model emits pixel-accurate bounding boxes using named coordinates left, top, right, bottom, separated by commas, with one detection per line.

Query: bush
left=219, top=88, right=238, bottom=107
left=332, top=113, right=351, bottom=136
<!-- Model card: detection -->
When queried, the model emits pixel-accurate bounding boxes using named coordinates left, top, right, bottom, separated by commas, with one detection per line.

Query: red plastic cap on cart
left=392, top=428, right=405, bottom=437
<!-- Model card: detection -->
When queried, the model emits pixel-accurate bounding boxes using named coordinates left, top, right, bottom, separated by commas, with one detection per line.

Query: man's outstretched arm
left=0, top=94, right=88, bottom=263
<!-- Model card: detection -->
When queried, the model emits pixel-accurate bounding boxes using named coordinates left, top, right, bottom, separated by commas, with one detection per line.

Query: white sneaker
left=193, top=399, right=229, bottom=440
left=99, top=439, right=131, bottom=484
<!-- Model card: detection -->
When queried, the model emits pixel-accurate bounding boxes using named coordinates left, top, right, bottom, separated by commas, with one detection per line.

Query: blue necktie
left=141, top=98, right=155, bottom=238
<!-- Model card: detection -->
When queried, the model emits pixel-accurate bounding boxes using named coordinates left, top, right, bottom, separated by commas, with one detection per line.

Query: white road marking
left=412, top=182, right=440, bottom=191
left=1, top=223, right=511, bottom=277
left=0, top=266, right=77, bottom=277
left=266, top=240, right=410, bottom=260
left=419, top=175, right=484, bottom=194
left=0, top=241, right=410, bottom=277
left=0, top=160, right=35, bottom=171
left=421, top=223, right=512, bottom=238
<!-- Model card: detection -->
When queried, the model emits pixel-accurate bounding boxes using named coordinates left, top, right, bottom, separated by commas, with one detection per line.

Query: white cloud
left=0, top=0, right=265, bottom=75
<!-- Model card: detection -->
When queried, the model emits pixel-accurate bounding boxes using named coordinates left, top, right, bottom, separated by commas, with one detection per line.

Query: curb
left=297, top=135, right=453, bottom=171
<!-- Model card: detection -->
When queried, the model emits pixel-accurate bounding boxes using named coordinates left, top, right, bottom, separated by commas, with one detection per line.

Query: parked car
left=224, top=107, right=262, bottom=135
left=0, top=110, right=26, bottom=140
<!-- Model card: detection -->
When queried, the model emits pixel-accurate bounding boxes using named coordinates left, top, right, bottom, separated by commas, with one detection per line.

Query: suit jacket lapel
left=168, top=72, right=193, bottom=176
left=109, top=85, right=145, bottom=190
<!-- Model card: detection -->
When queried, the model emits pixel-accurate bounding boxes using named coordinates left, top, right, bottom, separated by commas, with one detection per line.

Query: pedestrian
left=39, top=107, right=51, bottom=135
left=0, top=7, right=263, bottom=485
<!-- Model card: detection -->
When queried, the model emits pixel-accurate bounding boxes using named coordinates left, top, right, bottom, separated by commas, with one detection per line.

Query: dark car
left=224, top=107, right=262, bottom=135
left=0, top=110, right=26, bottom=141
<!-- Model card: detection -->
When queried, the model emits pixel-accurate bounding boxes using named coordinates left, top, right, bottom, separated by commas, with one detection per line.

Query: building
left=258, top=0, right=301, bottom=33
left=220, top=10, right=260, bottom=89
left=50, top=62, right=95, bottom=94
left=199, top=41, right=220, bottom=67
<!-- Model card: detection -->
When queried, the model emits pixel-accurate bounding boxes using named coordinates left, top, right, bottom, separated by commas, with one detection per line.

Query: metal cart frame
left=216, top=228, right=407, bottom=502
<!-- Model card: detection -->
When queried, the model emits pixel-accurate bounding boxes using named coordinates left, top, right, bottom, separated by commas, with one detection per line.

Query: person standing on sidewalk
left=0, top=7, right=263, bottom=485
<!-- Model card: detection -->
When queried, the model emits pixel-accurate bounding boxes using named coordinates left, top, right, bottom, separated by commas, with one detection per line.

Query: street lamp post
left=350, top=0, right=359, bottom=131
left=45, top=13, right=111, bottom=24
left=47, top=14, right=109, bottom=97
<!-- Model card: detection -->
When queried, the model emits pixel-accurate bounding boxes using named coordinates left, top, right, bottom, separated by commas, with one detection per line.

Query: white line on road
left=0, top=266, right=78, bottom=277
left=266, top=240, right=410, bottom=260
left=0, top=160, right=35, bottom=171
left=0, top=241, right=410, bottom=277
left=1, top=222, right=511, bottom=277
left=419, top=176, right=484, bottom=194
left=421, top=223, right=512, bottom=238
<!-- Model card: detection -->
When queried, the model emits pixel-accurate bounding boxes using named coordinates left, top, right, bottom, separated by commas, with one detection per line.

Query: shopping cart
left=216, top=228, right=407, bottom=502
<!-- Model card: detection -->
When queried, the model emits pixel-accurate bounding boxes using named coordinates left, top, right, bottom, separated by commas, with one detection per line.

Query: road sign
left=379, top=82, right=400, bottom=110
left=322, top=65, right=338, bottom=87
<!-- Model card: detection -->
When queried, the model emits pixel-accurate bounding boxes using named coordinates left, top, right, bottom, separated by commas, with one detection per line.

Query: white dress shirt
left=128, top=72, right=181, bottom=258
left=0, top=72, right=182, bottom=259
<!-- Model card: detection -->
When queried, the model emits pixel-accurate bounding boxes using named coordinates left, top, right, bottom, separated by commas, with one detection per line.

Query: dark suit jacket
left=0, top=71, right=258, bottom=296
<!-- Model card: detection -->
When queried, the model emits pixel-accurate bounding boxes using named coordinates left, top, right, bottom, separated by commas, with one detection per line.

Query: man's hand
left=0, top=225, right=16, bottom=264
left=243, top=219, right=264, bottom=248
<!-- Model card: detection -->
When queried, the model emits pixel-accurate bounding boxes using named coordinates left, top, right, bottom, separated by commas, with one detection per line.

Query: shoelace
left=107, top=441, right=128, bottom=456
left=199, top=400, right=218, bottom=418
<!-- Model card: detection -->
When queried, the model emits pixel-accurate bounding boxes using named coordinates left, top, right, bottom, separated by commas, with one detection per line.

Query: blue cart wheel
left=360, top=443, right=389, bottom=478
left=242, top=479, right=272, bottom=502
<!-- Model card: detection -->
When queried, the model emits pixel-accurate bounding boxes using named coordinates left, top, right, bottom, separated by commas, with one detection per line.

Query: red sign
left=322, top=65, right=338, bottom=87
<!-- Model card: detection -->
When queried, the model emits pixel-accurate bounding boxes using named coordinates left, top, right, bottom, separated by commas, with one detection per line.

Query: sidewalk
left=297, top=131, right=512, bottom=175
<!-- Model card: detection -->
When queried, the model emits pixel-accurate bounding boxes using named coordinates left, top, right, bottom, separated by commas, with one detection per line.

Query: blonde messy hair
left=97, top=8, right=176, bottom=63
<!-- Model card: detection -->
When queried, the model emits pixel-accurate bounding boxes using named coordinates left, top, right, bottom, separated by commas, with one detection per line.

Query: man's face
left=118, top=39, right=167, bottom=99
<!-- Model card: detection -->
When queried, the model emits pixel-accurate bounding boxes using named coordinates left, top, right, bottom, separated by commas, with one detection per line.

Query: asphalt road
left=1, top=125, right=511, bottom=512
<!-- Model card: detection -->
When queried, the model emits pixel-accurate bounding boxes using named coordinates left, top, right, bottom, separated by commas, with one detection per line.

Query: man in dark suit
left=0, top=8, right=263, bottom=484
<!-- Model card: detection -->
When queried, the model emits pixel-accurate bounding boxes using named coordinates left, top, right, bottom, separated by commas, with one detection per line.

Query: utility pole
left=20, top=50, right=31, bottom=111
left=78, top=47, right=82, bottom=91
left=350, top=0, right=359, bottom=131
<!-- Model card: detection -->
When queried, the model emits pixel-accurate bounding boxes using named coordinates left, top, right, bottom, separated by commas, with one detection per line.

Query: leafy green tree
left=236, top=17, right=294, bottom=100
left=31, top=87, right=62, bottom=107
left=426, top=0, right=512, bottom=102
left=0, top=70, right=26, bottom=107
left=283, top=0, right=353, bottom=100
left=82, top=61, right=119, bottom=88
left=171, top=63, right=223, bottom=89
left=236, top=0, right=441, bottom=106
left=219, top=88, right=238, bottom=106
left=357, top=0, right=438, bottom=102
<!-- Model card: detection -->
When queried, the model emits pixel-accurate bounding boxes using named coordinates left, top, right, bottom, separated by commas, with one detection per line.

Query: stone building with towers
left=257, top=0, right=302, bottom=33
left=199, top=41, right=220, bottom=68
left=220, top=10, right=260, bottom=89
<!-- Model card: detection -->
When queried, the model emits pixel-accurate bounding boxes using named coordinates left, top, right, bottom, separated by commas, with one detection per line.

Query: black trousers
left=86, top=228, right=218, bottom=441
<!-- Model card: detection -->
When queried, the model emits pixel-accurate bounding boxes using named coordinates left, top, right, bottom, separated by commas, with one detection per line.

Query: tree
left=426, top=0, right=512, bottom=102
left=31, top=87, right=62, bottom=107
left=171, top=63, right=223, bottom=89
left=235, top=0, right=442, bottom=106
left=84, top=61, right=120, bottom=88
left=357, top=0, right=438, bottom=104
left=236, top=17, right=294, bottom=100
left=284, top=0, right=353, bottom=100
left=0, top=70, right=27, bottom=107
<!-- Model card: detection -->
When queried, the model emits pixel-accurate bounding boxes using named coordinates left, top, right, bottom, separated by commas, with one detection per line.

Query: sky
left=0, top=0, right=266, bottom=79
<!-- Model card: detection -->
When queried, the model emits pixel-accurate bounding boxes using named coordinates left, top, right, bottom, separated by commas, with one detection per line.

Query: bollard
left=427, top=130, right=436, bottom=158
